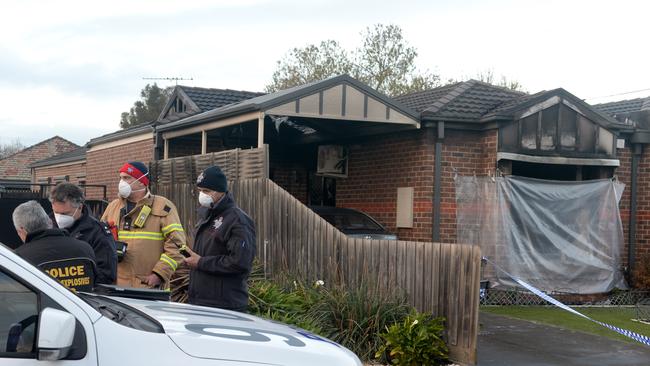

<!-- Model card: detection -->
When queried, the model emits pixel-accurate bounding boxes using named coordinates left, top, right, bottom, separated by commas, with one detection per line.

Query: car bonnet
left=109, top=297, right=361, bottom=366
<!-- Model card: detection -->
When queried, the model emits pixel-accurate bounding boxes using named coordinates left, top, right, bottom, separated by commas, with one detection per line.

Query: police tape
left=483, top=256, right=650, bottom=347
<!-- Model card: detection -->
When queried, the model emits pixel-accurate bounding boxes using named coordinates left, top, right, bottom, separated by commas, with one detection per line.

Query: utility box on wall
left=396, top=187, right=414, bottom=228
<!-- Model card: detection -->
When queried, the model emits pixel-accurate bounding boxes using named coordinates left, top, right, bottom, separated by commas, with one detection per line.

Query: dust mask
left=55, top=206, right=79, bottom=229
left=198, top=191, right=214, bottom=207
left=118, top=173, right=148, bottom=198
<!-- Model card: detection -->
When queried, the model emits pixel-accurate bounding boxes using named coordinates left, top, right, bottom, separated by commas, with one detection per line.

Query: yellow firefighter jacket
left=101, top=192, right=186, bottom=289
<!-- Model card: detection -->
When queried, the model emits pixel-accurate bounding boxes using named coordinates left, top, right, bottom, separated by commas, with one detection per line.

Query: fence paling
left=233, top=179, right=479, bottom=365
left=150, top=146, right=480, bottom=365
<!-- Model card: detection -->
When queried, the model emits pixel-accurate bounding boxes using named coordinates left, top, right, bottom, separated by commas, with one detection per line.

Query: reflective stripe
left=161, top=223, right=184, bottom=236
left=118, top=231, right=164, bottom=241
left=160, top=253, right=178, bottom=271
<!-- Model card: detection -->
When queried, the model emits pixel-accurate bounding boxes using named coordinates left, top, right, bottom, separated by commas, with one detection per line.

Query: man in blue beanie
left=183, top=165, right=256, bottom=312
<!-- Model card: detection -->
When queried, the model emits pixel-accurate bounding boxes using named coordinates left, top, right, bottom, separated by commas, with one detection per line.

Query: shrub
left=376, top=311, right=449, bottom=366
left=308, top=282, right=412, bottom=361
left=175, top=260, right=446, bottom=363
left=248, top=278, right=323, bottom=334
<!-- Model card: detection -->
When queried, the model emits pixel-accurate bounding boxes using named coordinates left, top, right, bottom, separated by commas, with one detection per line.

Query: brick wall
left=438, top=129, right=498, bottom=243
left=336, top=128, right=436, bottom=241
left=617, top=147, right=631, bottom=269
left=271, top=164, right=309, bottom=204
left=269, top=145, right=310, bottom=204
left=86, top=138, right=154, bottom=200
left=617, top=144, right=650, bottom=279
left=33, top=161, right=86, bottom=185
left=0, top=136, right=78, bottom=180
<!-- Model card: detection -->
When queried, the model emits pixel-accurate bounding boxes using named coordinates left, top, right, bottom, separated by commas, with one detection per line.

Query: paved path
left=478, top=312, right=650, bottom=366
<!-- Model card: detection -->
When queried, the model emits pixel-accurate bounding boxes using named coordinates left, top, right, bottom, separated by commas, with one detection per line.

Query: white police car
left=0, top=244, right=362, bottom=365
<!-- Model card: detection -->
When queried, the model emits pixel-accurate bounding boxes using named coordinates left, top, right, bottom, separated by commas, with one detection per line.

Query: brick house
left=0, top=136, right=78, bottom=186
left=32, top=76, right=650, bottom=283
left=33, top=86, right=263, bottom=200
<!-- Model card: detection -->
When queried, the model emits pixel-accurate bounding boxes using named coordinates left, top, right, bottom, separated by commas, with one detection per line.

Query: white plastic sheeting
left=456, top=175, right=627, bottom=294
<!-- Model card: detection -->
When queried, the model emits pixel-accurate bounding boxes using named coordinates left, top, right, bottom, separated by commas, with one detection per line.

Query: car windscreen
left=78, top=293, right=164, bottom=333
left=321, top=212, right=384, bottom=231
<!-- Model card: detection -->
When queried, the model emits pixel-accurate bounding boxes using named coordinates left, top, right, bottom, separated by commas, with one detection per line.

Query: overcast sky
left=1, top=0, right=649, bottom=147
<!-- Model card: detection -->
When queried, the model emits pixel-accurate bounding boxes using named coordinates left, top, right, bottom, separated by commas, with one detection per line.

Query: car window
left=320, top=214, right=343, bottom=228
left=0, top=269, right=38, bottom=358
left=342, top=212, right=383, bottom=231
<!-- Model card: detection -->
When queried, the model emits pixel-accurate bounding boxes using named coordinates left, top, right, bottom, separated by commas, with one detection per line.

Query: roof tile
left=394, top=80, right=524, bottom=120
left=179, top=86, right=264, bottom=111
left=593, top=97, right=650, bottom=116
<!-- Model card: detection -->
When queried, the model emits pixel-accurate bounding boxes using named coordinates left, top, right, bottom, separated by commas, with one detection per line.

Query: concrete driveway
left=478, top=312, right=650, bottom=366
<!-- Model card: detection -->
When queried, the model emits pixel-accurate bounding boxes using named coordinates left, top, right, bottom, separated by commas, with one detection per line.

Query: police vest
left=39, top=257, right=96, bottom=292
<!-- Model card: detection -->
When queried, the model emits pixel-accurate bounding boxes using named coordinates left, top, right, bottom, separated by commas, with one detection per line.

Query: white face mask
left=55, top=206, right=79, bottom=229
left=118, top=173, right=148, bottom=198
left=118, top=179, right=132, bottom=198
left=198, top=191, right=214, bottom=207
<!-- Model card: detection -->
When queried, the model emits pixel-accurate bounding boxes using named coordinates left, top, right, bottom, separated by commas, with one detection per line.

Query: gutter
left=87, top=124, right=154, bottom=147
left=156, top=105, right=259, bottom=132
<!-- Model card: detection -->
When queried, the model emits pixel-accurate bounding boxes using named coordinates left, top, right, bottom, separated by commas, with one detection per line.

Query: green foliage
left=120, top=83, right=171, bottom=129
left=266, top=40, right=353, bottom=93
left=354, top=24, right=439, bottom=96
left=266, top=24, right=439, bottom=96
left=247, top=261, right=447, bottom=363
left=248, top=278, right=323, bottom=334
left=307, top=282, right=412, bottom=361
left=376, top=311, right=449, bottom=366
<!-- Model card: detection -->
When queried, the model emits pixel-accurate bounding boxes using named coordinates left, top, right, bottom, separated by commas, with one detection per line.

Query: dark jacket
left=66, top=205, right=118, bottom=285
left=14, top=228, right=97, bottom=291
left=188, top=192, right=256, bottom=311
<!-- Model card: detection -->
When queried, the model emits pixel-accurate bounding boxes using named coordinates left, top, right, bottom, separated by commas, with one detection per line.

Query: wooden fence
left=150, top=147, right=480, bottom=365
left=149, top=147, right=269, bottom=237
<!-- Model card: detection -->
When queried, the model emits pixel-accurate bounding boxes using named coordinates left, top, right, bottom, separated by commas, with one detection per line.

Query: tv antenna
left=142, top=77, right=194, bottom=85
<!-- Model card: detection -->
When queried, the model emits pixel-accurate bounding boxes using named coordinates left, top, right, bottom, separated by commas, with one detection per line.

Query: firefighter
left=101, top=161, right=186, bottom=289
left=13, top=200, right=96, bottom=292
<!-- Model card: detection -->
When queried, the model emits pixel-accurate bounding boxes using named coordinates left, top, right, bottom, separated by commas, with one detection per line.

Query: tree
left=266, top=40, right=353, bottom=93
left=266, top=24, right=439, bottom=96
left=120, top=83, right=171, bottom=129
left=471, top=69, right=525, bottom=92
left=0, top=139, right=25, bottom=159
left=352, top=24, right=439, bottom=96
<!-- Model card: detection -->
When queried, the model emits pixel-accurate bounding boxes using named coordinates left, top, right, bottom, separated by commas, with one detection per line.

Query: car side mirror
left=37, top=308, right=76, bottom=361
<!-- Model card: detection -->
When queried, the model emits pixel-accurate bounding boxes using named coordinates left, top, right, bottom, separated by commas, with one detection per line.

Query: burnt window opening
left=504, top=160, right=614, bottom=181
left=499, top=101, right=615, bottom=158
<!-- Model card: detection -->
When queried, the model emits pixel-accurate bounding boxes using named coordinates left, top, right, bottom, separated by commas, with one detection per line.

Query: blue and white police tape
left=483, top=256, right=650, bottom=347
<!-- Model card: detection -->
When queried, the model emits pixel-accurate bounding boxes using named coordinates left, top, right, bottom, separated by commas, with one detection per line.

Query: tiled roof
left=393, top=82, right=463, bottom=113
left=179, top=86, right=264, bottom=112
left=30, top=146, right=87, bottom=168
left=592, top=97, right=650, bottom=116
left=90, top=88, right=264, bottom=146
left=482, top=90, right=549, bottom=117
left=0, top=136, right=79, bottom=181
left=158, top=75, right=419, bottom=133
left=394, top=80, right=525, bottom=121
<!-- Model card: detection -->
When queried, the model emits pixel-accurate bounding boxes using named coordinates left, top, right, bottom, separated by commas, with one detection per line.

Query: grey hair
left=49, top=182, right=84, bottom=208
left=12, top=200, right=52, bottom=234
